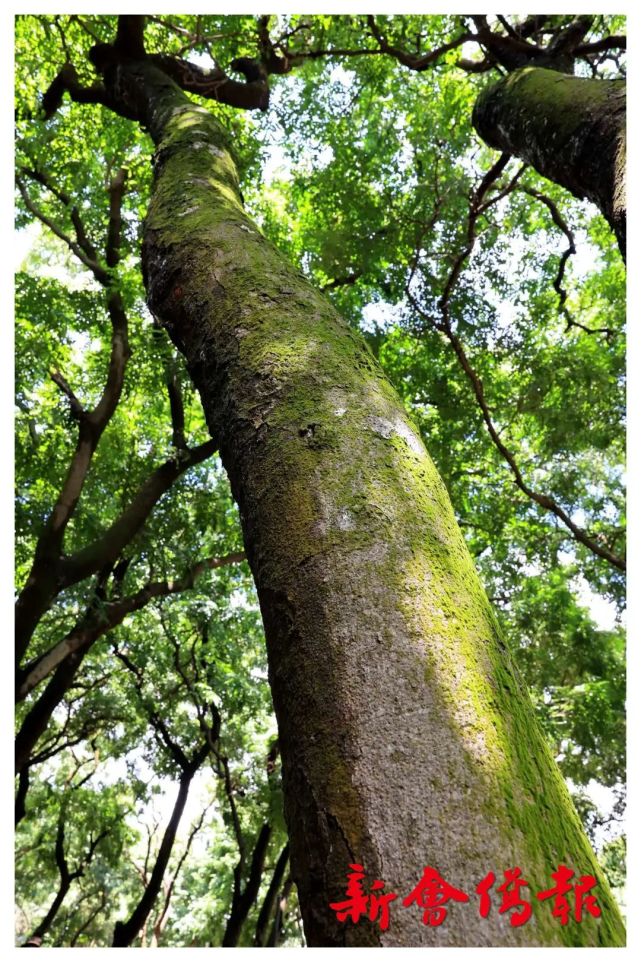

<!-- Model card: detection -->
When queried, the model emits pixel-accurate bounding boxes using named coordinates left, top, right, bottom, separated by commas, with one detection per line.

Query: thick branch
left=15, top=170, right=131, bottom=662
left=15, top=768, right=30, bottom=827
left=151, top=804, right=211, bottom=945
left=17, top=551, right=244, bottom=700
left=220, top=755, right=244, bottom=860
left=575, top=35, right=626, bottom=56
left=16, top=648, right=88, bottom=775
left=114, top=15, right=147, bottom=60
left=267, top=876, right=293, bottom=947
left=112, top=768, right=201, bottom=946
left=106, top=167, right=127, bottom=268
left=42, top=63, right=109, bottom=119
left=148, top=54, right=269, bottom=111
left=473, top=67, right=626, bottom=257
left=167, top=372, right=187, bottom=451
left=59, top=438, right=216, bottom=589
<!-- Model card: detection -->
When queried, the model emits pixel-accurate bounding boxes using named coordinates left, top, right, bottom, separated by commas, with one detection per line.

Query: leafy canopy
left=15, top=13, right=625, bottom=946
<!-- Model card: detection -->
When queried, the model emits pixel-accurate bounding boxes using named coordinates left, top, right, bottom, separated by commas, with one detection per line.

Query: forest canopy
left=15, top=12, right=625, bottom=948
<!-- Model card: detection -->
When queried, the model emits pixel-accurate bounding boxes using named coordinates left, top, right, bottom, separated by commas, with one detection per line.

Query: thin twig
left=519, top=186, right=614, bottom=337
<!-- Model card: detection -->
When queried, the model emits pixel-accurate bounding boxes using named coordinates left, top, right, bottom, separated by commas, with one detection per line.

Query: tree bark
left=94, top=59, right=624, bottom=947
left=472, top=67, right=626, bottom=258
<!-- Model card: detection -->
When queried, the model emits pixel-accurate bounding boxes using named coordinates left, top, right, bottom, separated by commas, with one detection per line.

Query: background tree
left=15, top=13, right=625, bottom=947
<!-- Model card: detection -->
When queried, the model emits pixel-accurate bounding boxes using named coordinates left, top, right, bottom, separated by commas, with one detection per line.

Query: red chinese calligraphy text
left=403, top=866, right=469, bottom=926
left=330, top=863, right=397, bottom=932
left=536, top=864, right=601, bottom=925
left=476, top=867, right=531, bottom=926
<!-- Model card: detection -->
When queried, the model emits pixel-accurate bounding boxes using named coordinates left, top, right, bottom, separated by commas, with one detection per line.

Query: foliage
left=15, top=13, right=625, bottom=946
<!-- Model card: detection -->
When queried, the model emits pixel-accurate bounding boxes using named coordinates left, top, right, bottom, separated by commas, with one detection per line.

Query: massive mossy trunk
left=473, top=67, right=626, bottom=258
left=120, top=63, right=624, bottom=946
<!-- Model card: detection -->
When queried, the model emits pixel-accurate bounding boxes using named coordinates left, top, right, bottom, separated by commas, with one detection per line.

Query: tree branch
left=366, top=15, right=471, bottom=71
left=15, top=175, right=109, bottom=283
left=575, top=35, right=626, bottom=56
left=50, top=369, right=86, bottom=420
left=69, top=890, right=108, bottom=947
left=16, top=553, right=241, bottom=782
left=151, top=802, right=213, bottom=945
left=519, top=186, right=614, bottom=338
left=41, top=63, right=110, bottom=120
left=113, top=647, right=192, bottom=771
left=20, top=165, right=100, bottom=263
left=59, top=438, right=217, bottom=589
left=321, top=270, right=363, bottom=292
left=15, top=166, right=132, bottom=662
left=254, top=843, right=290, bottom=946
left=407, top=158, right=626, bottom=572
left=112, top=771, right=192, bottom=947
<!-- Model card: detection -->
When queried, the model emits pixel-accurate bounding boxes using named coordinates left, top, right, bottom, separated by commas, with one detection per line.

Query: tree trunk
left=103, top=61, right=626, bottom=946
left=25, top=880, right=71, bottom=946
left=472, top=67, right=626, bottom=257
left=222, top=822, right=272, bottom=946
left=112, top=770, right=193, bottom=947
left=268, top=875, right=294, bottom=947
left=254, top=843, right=290, bottom=946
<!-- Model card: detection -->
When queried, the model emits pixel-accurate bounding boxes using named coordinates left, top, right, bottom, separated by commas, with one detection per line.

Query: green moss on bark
left=472, top=67, right=626, bottom=256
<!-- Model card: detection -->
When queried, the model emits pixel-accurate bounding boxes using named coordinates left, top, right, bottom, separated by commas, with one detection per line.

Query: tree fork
left=472, top=67, right=626, bottom=258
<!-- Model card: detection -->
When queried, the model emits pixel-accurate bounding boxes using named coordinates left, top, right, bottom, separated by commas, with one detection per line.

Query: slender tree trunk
left=25, top=880, right=72, bottom=946
left=268, top=875, right=294, bottom=947
left=472, top=67, right=626, bottom=257
left=254, top=843, right=290, bottom=946
left=223, top=823, right=272, bottom=946
left=112, top=770, right=193, bottom=947
left=92, top=60, right=626, bottom=947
